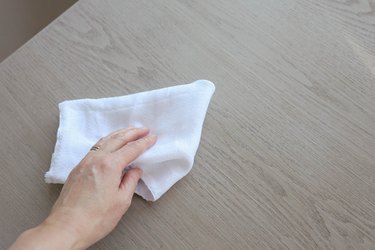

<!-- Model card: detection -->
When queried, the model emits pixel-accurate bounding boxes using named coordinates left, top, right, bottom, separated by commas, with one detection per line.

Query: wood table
left=1, top=0, right=374, bottom=249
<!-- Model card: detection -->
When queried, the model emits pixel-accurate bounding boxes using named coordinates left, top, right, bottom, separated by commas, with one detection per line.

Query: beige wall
left=0, top=0, right=77, bottom=62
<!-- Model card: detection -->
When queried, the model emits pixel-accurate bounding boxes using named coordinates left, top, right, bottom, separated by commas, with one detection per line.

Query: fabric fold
left=45, top=80, right=215, bottom=201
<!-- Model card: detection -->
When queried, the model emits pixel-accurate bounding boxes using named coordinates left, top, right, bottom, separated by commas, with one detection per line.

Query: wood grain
left=1, top=0, right=374, bottom=249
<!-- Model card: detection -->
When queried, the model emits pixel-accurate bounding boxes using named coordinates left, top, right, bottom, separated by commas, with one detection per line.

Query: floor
left=0, top=0, right=77, bottom=62
left=0, top=0, right=374, bottom=249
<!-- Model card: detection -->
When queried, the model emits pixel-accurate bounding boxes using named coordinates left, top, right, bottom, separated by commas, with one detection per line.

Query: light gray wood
left=1, top=0, right=375, bottom=249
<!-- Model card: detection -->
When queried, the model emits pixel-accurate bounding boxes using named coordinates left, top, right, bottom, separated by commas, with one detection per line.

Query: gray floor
left=1, top=0, right=375, bottom=249
left=0, top=0, right=77, bottom=62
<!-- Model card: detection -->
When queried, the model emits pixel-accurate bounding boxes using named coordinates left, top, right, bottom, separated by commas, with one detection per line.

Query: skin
left=10, top=127, right=157, bottom=250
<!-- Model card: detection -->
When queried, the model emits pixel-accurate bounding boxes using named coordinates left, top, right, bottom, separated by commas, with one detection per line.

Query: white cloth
left=45, top=80, right=215, bottom=201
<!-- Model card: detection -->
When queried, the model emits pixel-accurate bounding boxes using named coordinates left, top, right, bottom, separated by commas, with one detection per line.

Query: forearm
left=9, top=218, right=83, bottom=250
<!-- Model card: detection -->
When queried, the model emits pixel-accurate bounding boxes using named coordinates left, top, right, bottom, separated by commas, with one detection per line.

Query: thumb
left=120, top=167, right=143, bottom=199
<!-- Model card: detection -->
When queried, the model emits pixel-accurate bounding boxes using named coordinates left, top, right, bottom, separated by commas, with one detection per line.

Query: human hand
left=10, top=127, right=157, bottom=250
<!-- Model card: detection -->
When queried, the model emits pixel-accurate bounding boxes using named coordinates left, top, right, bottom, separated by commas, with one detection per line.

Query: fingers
left=120, top=167, right=143, bottom=199
left=112, top=134, right=157, bottom=170
left=92, top=127, right=150, bottom=153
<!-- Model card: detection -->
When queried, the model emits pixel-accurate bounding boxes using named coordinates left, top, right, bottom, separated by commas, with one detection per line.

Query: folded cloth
left=45, top=80, right=215, bottom=201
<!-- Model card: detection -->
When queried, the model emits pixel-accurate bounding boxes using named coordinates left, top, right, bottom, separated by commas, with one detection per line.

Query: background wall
left=0, top=0, right=77, bottom=62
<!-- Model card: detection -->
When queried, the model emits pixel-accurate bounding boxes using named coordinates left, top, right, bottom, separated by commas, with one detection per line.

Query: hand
left=10, top=127, right=157, bottom=250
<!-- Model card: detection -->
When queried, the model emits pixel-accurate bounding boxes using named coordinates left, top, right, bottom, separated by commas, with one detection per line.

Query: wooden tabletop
left=1, top=0, right=374, bottom=249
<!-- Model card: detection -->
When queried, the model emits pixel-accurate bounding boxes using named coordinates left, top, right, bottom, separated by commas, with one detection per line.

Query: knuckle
left=87, top=152, right=101, bottom=161
left=99, top=156, right=113, bottom=168
left=126, top=127, right=136, bottom=132
left=110, top=131, right=130, bottom=141
left=127, top=140, right=144, bottom=149
left=122, top=197, right=132, bottom=209
left=109, top=133, right=121, bottom=140
left=79, top=154, right=95, bottom=167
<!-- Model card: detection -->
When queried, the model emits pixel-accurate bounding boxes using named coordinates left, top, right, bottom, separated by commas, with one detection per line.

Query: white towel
left=45, top=80, right=215, bottom=201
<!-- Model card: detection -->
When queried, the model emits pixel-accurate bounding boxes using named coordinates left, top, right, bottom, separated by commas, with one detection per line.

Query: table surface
left=1, top=0, right=374, bottom=249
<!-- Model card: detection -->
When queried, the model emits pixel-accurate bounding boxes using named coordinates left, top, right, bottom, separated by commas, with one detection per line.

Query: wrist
left=42, top=211, right=88, bottom=250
